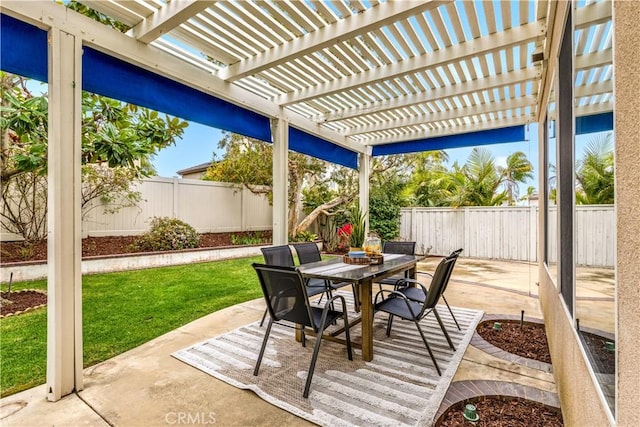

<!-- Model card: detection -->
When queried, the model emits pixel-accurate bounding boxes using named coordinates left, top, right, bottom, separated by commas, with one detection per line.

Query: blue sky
left=153, top=122, right=224, bottom=177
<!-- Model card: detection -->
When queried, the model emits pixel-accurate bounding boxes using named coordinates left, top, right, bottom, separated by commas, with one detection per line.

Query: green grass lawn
left=0, top=256, right=264, bottom=397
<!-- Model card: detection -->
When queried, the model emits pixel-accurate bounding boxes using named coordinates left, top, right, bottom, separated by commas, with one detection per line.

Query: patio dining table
left=298, top=253, right=425, bottom=362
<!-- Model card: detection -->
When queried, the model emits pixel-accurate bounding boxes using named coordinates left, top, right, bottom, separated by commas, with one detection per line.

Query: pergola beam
left=575, top=49, right=612, bottom=71
left=276, top=20, right=546, bottom=106
left=219, top=0, right=449, bottom=81
left=320, top=68, right=539, bottom=123
left=345, top=96, right=537, bottom=136
left=576, top=80, right=612, bottom=98
left=547, top=101, right=613, bottom=121
left=537, top=0, right=569, bottom=120
left=575, top=0, right=612, bottom=30
left=128, top=1, right=217, bottom=44
left=80, top=1, right=146, bottom=27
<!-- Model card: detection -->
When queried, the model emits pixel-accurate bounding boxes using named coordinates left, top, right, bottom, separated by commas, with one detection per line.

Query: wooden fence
left=400, top=205, right=615, bottom=267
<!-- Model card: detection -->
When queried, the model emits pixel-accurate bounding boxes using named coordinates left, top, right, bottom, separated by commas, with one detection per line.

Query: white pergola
left=0, top=0, right=612, bottom=402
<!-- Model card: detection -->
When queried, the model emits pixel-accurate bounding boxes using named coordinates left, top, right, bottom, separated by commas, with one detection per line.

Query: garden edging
left=0, top=245, right=269, bottom=283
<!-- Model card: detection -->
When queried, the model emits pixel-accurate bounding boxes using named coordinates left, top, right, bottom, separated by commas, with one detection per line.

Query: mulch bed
left=0, top=290, right=47, bottom=317
left=476, top=320, right=552, bottom=364
left=437, top=396, right=563, bottom=426
left=0, top=231, right=273, bottom=264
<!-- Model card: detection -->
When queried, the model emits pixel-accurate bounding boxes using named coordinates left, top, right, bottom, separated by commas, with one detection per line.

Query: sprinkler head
left=462, top=403, right=479, bottom=422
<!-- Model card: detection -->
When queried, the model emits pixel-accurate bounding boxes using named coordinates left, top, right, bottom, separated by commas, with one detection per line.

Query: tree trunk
left=294, top=192, right=356, bottom=235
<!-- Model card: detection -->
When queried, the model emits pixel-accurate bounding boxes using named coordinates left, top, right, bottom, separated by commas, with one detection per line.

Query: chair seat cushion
left=310, top=306, right=344, bottom=331
left=374, top=296, right=423, bottom=320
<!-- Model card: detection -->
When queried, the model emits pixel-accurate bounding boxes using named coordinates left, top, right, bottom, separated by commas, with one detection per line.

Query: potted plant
left=348, top=203, right=366, bottom=250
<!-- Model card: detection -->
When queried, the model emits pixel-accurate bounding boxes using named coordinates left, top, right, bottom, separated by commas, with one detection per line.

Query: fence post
left=410, top=208, right=417, bottom=242
left=530, top=206, right=538, bottom=262
left=464, top=207, right=470, bottom=257
left=172, top=178, right=179, bottom=219
left=240, top=185, right=246, bottom=232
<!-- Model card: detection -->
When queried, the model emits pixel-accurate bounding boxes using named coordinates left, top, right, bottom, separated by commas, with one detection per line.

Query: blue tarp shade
left=0, top=14, right=48, bottom=82
left=289, top=127, right=358, bottom=169
left=82, top=47, right=273, bottom=143
left=576, top=112, right=613, bottom=135
left=372, top=125, right=526, bottom=156
left=83, top=48, right=359, bottom=168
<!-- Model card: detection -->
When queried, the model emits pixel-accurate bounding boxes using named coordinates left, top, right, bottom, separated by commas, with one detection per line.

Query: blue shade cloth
left=289, top=127, right=358, bottom=169
left=82, top=47, right=273, bottom=143
left=0, top=14, right=48, bottom=82
left=576, top=112, right=613, bottom=135
left=372, top=125, right=526, bottom=156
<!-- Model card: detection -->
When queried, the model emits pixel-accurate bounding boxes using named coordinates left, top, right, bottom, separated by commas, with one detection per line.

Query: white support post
left=46, top=27, right=83, bottom=401
left=270, top=114, right=289, bottom=245
left=358, top=152, right=371, bottom=235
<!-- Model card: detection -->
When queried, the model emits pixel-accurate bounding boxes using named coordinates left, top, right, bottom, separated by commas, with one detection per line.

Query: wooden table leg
left=360, top=279, right=374, bottom=361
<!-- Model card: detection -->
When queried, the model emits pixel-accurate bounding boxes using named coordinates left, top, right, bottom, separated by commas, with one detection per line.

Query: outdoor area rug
left=173, top=292, right=483, bottom=427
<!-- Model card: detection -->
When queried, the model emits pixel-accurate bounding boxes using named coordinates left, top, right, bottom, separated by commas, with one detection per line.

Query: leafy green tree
left=500, top=151, right=534, bottom=205
left=519, top=185, right=537, bottom=204
left=206, top=135, right=411, bottom=237
left=575, top=133, right=614, bottom=204
left=405, top=147, right=534, bottom=207
left=448, top=148, right=508, bottom=207
left=204, top=132, right=326, bottom=235
left=0, top=73, right=188, bottom=241
left=403, top=151, right=451, bottom=207
left=369, top=177, right=405, bottom=241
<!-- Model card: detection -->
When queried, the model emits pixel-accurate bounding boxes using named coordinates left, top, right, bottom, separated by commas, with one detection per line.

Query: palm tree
left=453, top=147, right=507, bottom=206
left=404, top=151, right=452, bottom=206
left=575, top=133, right=614, bottom=204
left=519, top=186, right=537, bottom=204
left=500, top=151, right=534, bottom=205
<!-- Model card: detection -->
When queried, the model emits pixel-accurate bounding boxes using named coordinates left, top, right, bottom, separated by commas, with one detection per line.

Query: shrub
left=319, top=217, right=342, bottom=253
left=230, top=231, right=267, bottom=245
left=370, top=179, right=403, bottom=242
left=290, top=231, right=318, bottom=242
left=132, top=217, right=200, bottom=252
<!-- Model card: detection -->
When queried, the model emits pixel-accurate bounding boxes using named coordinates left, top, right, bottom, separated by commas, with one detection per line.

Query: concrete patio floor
left=1, top=258, right=559, bottom=426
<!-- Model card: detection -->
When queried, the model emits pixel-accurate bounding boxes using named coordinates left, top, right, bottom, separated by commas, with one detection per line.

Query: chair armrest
left=323, top=294, right=348, bottom=317
left=416, top=271, right=433, bottom=278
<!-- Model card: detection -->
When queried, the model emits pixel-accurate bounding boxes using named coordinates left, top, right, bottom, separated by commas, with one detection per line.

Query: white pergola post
left=358, top=152, right=371, bottom=235
left=270, top=114, right=289, bottom=245
left=46, top=27, right=83, bottom=401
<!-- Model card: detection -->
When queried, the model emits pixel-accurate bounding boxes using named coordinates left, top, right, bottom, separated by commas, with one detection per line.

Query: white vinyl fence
left=82, top=177, right=272, bottom=237
left=1, top=177, right=272, bottom=240
left=400, top=205, right=615, bottom=267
